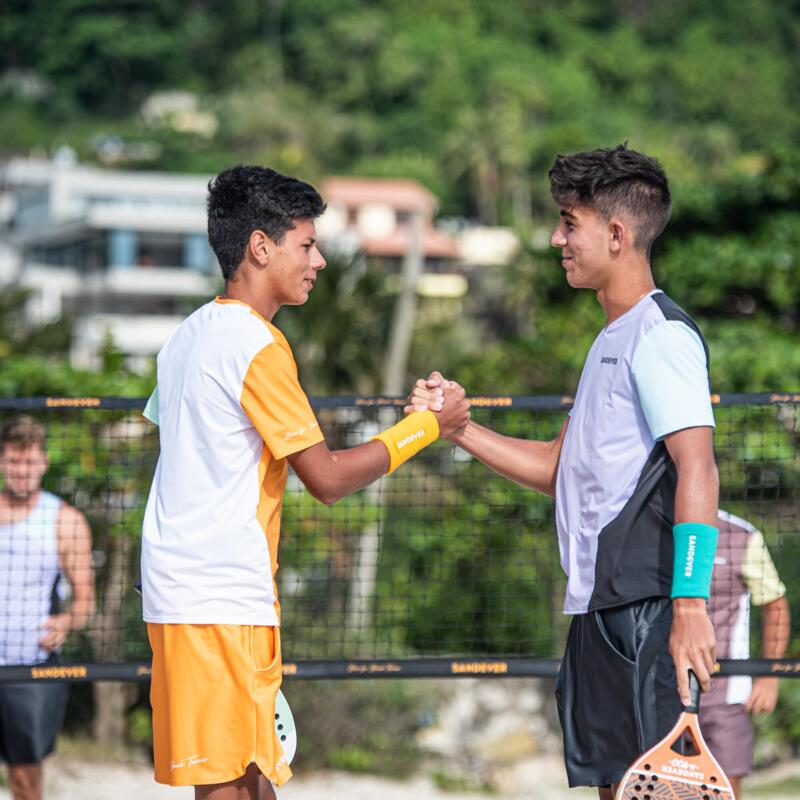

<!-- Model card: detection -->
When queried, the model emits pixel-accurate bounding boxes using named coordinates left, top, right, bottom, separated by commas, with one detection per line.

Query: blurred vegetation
left=289, top=680, right=436, bottom=776
left=2, top=0, right=799, bottom=392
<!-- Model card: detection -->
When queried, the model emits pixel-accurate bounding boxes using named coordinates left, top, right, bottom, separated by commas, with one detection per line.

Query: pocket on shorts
left=251, top=625, right=281, bottom=673
left=594, top=609, right=636, bottom=665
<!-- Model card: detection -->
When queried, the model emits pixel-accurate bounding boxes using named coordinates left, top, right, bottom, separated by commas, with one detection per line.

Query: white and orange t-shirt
left=140, top=298, right=324, bottom=625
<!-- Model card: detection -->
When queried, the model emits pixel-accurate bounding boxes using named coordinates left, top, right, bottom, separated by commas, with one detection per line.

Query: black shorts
left=555, top=597, right=682, bottom=788
left=0, top=677, right=70, bottom=765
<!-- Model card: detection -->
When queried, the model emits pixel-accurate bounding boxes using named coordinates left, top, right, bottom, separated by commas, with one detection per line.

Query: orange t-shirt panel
left=240, top=327, right=325, bottom=597
left=240, top=328, right=324, bottom=462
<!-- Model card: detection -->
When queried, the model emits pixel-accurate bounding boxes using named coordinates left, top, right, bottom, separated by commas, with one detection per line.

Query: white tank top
left=0, top=491, right=62, bottom=665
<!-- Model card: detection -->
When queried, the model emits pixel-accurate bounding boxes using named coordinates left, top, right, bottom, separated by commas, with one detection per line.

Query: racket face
left=274, top=689, right=297, bottom=764
left=616, top=713, right=733, bottom=800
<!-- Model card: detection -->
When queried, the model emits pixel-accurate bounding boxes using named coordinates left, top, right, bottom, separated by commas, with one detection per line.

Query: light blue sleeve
left=143, top=386, right=159, bottom=425
left=631, top=321, right=715, bottom=440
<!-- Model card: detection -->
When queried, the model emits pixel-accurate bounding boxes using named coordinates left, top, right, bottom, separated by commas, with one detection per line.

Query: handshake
left=403, top=371, right=470, bottom=440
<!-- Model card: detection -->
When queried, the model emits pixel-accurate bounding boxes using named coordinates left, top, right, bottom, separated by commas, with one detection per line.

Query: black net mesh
left=0, top=396, right=797, bottom=680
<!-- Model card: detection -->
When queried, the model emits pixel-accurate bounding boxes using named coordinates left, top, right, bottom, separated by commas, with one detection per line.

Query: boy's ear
left=249, top=230, right=271, bottom=265
left=609, top=218, right=626, bottom=254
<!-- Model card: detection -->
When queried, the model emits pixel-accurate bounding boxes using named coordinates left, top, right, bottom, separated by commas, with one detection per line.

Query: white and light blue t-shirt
left=555, top=290, right=715, bottom=614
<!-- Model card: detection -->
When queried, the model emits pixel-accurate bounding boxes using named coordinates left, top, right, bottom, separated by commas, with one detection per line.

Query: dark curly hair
left=548, top=144, right=671, bottom=253
left=207, top=165, right=326, bottom=280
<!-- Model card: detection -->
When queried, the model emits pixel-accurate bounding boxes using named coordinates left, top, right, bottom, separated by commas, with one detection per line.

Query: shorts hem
left=3, top=748, right=56, bottom=766
left=255, top=755, right=292, bottom=787
left=154, top=758, right=293, bottom=787
left=155, top=760, right=251, bottom=787
left=566, top=770, right=623, bottom=789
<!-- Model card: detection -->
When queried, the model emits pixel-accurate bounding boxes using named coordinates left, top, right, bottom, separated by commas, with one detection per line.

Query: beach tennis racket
left=275, top=689, right=297, bottom=764
left=614, top=672, right=733, bottom=800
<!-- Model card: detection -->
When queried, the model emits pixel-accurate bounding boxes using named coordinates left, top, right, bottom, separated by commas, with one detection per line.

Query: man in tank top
left=0, top=416, right=95, bottom=800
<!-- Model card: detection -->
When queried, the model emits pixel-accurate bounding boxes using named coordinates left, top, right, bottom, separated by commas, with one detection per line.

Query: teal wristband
left=671, top=522, right=719, bottom=599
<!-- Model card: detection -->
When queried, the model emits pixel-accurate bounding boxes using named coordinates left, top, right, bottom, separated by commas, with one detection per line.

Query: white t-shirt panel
left=141, top=300, right=317, bottom=625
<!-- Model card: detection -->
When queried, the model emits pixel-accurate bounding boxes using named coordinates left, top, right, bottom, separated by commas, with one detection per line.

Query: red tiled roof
left=321, top=177, right=438, bottom=215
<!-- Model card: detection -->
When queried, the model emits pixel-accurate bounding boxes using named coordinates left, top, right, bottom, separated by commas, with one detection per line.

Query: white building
left=0, top=156, right=217, bottom=368
left=0, top=158, right=519, bottom=367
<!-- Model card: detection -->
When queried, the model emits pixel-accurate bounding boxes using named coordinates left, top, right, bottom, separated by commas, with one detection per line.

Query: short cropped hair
left=207, top=165, right=326, bottom=280
left=1, top=415, right=47, bottom=451
left=548, top=144, right=671, bottom=253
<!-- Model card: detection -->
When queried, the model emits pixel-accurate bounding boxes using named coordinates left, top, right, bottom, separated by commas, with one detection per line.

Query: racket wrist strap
left=373, top=411, right=439, bottom=474
left=670, top=522, right=718, bottom=599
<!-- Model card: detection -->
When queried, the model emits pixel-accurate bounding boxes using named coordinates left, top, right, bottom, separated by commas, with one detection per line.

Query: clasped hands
left=405, top=371, right=470, bottom=440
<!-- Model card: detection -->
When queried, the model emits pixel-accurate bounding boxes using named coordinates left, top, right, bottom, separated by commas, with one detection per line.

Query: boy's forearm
left=450, top=420, right=563, bottom=496
left=762, top=596, right=791, bottom=658
left=67, top=591, right=95, bottom=629
left=290, top=440, right=390, bottom=506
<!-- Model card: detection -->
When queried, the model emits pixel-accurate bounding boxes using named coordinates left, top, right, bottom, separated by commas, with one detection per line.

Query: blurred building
left=318, top=176, right=469, bottom=301
left=0, top=158, right=518, bottom=366
left=319, top=176, right=457, bottom=261
left=0, top=155, right=216, bottom=368
left=316, top=177, right=518, bottom=273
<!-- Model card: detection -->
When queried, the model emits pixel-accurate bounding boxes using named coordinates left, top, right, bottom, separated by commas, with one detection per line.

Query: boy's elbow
left=318, top=491, right=340, bottom=506
left=305, top=481, right=341, bottom=506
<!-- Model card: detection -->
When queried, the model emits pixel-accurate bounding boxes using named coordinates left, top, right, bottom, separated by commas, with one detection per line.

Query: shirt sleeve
left=741, top=528, right=787, bottom=606
left=240, top=340, right=325, bottom=460
left=631, top=321, right=715, bottom=440
left=143, top=386, right=159, bottom=425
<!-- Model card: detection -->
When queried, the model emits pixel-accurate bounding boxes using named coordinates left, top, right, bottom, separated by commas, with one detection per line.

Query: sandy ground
left=1, top=756, right=798, bottom=800
left=0, top=756, right=593, bottom=800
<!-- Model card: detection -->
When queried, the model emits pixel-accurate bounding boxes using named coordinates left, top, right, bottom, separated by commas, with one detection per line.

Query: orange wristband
left=372, top=411, right=439, bottom=474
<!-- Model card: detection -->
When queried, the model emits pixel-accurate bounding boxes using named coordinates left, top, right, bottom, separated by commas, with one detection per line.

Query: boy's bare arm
left=290, top=384, right=470, bottom=505
left=406, top=371, right=568, bottom=496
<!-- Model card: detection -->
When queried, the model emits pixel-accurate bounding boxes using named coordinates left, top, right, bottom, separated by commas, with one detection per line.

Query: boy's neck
left=221, top=274, right=278, bottom=322
left=597, top=260, right=656, bottom=325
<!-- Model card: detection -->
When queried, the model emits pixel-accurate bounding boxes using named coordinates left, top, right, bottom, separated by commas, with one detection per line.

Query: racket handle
left=684, top=670, right=701, bottom=713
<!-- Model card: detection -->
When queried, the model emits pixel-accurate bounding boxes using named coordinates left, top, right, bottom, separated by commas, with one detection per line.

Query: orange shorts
left=147, top=623, right=292, bottom=787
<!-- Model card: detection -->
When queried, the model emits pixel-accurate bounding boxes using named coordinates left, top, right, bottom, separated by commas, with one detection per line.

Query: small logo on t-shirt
left=171, top=754, right=208, bottom=770
left=600, top=356, right=618, bottom=365
left=284, top=420, right=320, bottom=441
